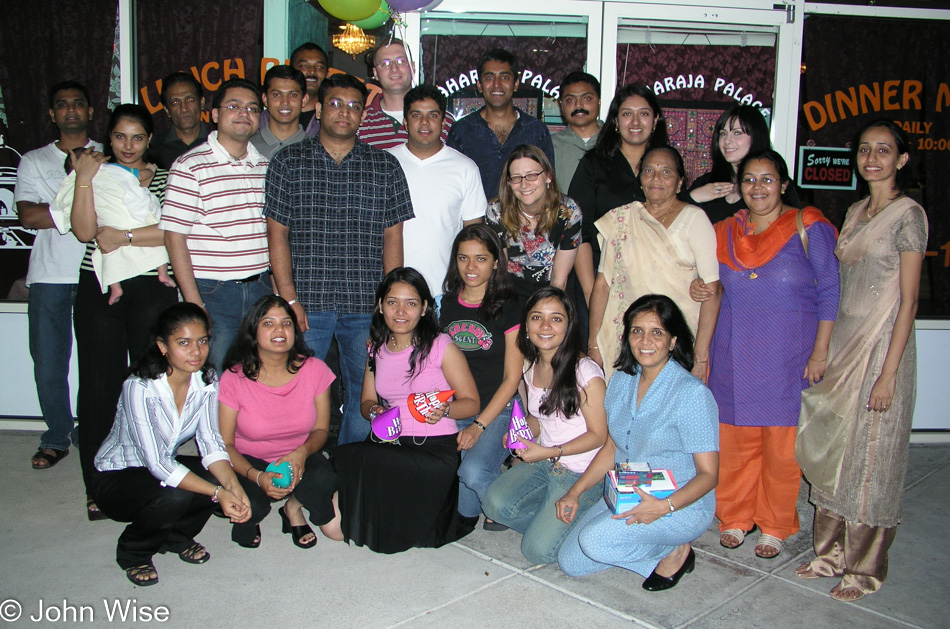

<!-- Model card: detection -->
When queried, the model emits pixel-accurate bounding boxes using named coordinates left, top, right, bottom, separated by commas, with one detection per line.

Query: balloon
left=353, top=1, right=391, bottom=29
left=318, top=0, right=381, bottom=22
left=507, top=399, right=534, bottom=449
left=420, top=0, right=444, bottom=10
left=265, top=461, right=293, bottom=488
left=408, top=390, right=455, bottom=423
left=388, top=0, right=430, bottom=12
left=371, top=406, right=402, bottom=442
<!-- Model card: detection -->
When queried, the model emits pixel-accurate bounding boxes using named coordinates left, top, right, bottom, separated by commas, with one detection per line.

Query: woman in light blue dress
left=557, top=294, right=719, bottom=591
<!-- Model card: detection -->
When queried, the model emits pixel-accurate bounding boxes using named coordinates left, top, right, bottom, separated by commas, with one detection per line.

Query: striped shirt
left=94, top=372, right=229, bottom=487
left=357, top=103, right=455, bottom=150
left=159, top=132, right=269, bottom=280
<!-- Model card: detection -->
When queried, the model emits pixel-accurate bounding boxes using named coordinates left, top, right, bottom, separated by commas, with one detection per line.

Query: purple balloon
left=388, top=0, right=430, bottom=11
left=372, top=406, right=402, bottom=441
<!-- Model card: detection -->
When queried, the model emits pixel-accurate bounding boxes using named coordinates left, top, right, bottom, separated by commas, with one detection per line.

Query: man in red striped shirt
left=357, top=39, right=453, bottom=149
left=161, top=78, right=272, bottom=371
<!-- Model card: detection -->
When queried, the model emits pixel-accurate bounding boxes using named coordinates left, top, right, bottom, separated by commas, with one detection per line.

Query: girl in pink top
left=218, top=295, right=343, bottom=550
left=483, top=286, right=608, bottom=565
left=333, top=268, right=479, bottom=553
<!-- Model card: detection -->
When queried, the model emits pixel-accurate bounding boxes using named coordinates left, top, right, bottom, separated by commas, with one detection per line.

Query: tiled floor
left=1, top=431, right=946, bottom=628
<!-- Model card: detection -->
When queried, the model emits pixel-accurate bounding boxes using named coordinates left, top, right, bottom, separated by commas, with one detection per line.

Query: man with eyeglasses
left=447, top=48, right=554, bottom=199
left=154, top=72, right=209, bottom=169
left=553, top=72, right=602, bottom=190
left=265, top=73, right=414, bottom=446
left=358, top=39, right=454, bottom=149
left=161, top=78, right=272, bottom=371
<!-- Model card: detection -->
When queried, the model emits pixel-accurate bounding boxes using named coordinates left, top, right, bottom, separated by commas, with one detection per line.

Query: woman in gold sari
left=587, top=146, right=721, bottom=383
left=796, top=119, right=928, bottom=602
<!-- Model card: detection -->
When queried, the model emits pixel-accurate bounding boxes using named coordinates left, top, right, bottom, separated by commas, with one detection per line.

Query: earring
left=546, top=182, right=550, bottom=189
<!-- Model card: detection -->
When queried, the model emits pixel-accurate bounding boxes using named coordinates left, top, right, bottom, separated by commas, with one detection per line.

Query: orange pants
left=716, top=424, right=801, bottom=539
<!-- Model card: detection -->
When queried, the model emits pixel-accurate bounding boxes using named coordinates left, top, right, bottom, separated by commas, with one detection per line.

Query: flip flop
left=31, top=448, right=68, bottom=470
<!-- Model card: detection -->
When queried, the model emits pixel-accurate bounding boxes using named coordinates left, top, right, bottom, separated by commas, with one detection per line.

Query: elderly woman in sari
left=587, top=146, right=720, bottom=383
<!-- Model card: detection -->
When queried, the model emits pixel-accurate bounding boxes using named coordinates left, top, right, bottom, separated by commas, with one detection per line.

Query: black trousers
left=231, top=451, right=338, bottom=545
left=92, top=456, right=215, bottom=569
left=74, top=270, right=179, bottom=491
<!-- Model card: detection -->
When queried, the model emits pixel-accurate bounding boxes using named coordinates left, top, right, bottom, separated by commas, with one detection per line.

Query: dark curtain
left=799, top=15, right=950, bottom=316
left=136, top=0, right=264, bottom=134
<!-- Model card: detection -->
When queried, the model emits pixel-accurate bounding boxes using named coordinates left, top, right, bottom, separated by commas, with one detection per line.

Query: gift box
left=615, top=461, right=652, bottom=487
left=604, top=469, right=678, bottom=515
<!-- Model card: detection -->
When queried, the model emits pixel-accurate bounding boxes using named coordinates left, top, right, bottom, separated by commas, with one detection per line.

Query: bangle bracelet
left=211, top=485, right=222, bottom=503
left=77, top=184, right=92, bottom=188
left=473, top=420, right=487, bottom=431
left=667, top=496, right=675, bottom=512
left=287, top=299, right=297, bottom=306
left=552, top=444, right=563, bottom=464
left=255, top=470, right=263, bottom=487
left=588, top=345, right=599, bottom=350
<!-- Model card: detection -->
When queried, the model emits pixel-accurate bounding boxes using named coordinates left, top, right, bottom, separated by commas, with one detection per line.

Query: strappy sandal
left=719, top=526, right=754, bottom=549
left=754, top=533, right=783, bottom=559
left=178, top=542, right=210, bottom=564
left=31, top=448, right=68, bottom=469
left=125, top=564, right=158, bottom=586
left=278, top=505, right=316, bottom=549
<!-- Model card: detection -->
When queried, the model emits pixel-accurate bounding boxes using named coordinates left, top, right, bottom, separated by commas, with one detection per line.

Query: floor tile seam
left=384, top=570, right=521, bottom=628
left=692, top=546, right=782, bottom=578
left=903, top=455, right=950, bottom=492
left=675, top=573, right=771, bottom=629
left=451, top=543, right=654, bottom=626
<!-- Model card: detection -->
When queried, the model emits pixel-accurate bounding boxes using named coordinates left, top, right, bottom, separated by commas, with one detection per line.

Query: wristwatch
left=125, top=231, right=133, bottom=244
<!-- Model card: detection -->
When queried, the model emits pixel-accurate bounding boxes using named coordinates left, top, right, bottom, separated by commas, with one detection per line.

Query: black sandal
left=178, top=542, right=210, bottom=564
left=232, top=524, right=262, bottom=549
left=278, top=506, right=316, bottom=549
left=31, top=448, right=68, bottom=470
left=125, top=564, right=158, bottom=586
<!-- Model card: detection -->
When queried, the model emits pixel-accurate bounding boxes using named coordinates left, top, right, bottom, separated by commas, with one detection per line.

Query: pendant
left=749, top=271, right=758, bottom=279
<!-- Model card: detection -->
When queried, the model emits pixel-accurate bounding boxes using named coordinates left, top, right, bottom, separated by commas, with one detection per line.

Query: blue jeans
left=28, top=283, right=78, bottom=451
left=196, top=273, right=272, bottom=373
left=483, top=458, right=603, bottom=564
left=455, top=396, right=519, bottom=518
left=303, top=311, right=372, bottom=446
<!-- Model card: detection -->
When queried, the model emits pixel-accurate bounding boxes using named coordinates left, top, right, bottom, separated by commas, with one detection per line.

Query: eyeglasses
left=326, top=99, right=364, bottom=113
left=220, top=104, right=261, bottom=115
left=376, top=57, right=409, bottom=69
left=508, top=171, right=545, bottom=185
left=740, top=175, right=779, bottom=186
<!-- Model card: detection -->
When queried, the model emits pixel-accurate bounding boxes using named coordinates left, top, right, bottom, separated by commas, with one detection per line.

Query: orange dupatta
left=716, top=206, right=834, bottom=271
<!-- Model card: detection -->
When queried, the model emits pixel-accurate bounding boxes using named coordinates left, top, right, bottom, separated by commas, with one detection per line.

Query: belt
left=234, top=272, right=265, bottom=284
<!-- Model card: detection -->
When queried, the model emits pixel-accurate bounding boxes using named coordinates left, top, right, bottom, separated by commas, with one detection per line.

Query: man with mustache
left=552, top=72, right=602, bottom=190
left=154, top=73, right=209, bottom=170
left=447, top=48, right=554, bottom=199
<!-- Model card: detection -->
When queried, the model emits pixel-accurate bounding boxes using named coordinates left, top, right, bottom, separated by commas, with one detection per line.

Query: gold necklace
left=388, top=336, right=412, bottom=352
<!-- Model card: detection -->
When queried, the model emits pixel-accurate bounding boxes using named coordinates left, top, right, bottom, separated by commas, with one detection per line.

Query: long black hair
left=853, top=118, right=911, bottom=198
left=707, top=104, right=771, bottom=184
left=222, top=294, right=313, bottom=380
left=614, top=294, right=695, bottom=375
left=132, top=302, right=214, bottom=384
left=443, top=224, right=515, bottom=321
left=369, top=267, right=442, bottom=379
left=104, top=103, right=155, bottom=164
left=517, top=287, right=584, bottom=418
left=592, top=83, right=668, bottom=161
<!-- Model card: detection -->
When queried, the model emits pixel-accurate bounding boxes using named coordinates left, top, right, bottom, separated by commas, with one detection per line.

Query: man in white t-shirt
left=15, top=81, right=101, bottom=469
left=387, top=85, right=486, bottom=297
left=358, top=39, right=453, bottom=150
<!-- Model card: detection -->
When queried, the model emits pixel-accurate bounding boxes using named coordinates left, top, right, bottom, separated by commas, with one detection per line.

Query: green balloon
left=318, top=0, right=381, bottom=22
left=353, top=1, right=390, bottom=29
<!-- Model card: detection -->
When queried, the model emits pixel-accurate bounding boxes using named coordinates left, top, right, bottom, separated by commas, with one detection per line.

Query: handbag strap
left=796, top=209, right=817, bottom=286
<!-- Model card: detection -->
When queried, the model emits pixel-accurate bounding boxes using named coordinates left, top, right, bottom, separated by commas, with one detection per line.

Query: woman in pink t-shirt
left=332, top=268, right=480, bottom=554
left=218, top=295, right=342, bottom=550
left=483, top=286, right=609, bottom=565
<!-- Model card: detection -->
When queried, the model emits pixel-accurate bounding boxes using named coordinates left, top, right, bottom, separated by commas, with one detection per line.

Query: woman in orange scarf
left=706, top=150, right=839, bottom=559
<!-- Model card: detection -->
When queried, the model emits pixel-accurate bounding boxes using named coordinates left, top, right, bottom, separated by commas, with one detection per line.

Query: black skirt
left=333, top=433, right=463, bottom=554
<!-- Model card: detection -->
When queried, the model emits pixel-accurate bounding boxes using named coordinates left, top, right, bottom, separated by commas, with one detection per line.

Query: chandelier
left=332, top=23, right=375, bottom=58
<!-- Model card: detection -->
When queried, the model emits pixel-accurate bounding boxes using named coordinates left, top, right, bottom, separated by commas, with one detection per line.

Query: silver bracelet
left=211, top=485, right=222, bottom=503
left=666, top=496, right=675, bottom=512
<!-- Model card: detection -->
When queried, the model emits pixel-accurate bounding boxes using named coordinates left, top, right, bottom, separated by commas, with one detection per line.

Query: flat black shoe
left=483, top=518, right=510, bottom=532
left=278, top=506, right=316, bottom=549
left=642, top=547, right=695, bottom=592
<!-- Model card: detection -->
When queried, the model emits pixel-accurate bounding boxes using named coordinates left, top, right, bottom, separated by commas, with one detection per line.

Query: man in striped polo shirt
left=161, top=78, right=272, bottom=371
left=357, top=39, right=453, bottom=149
